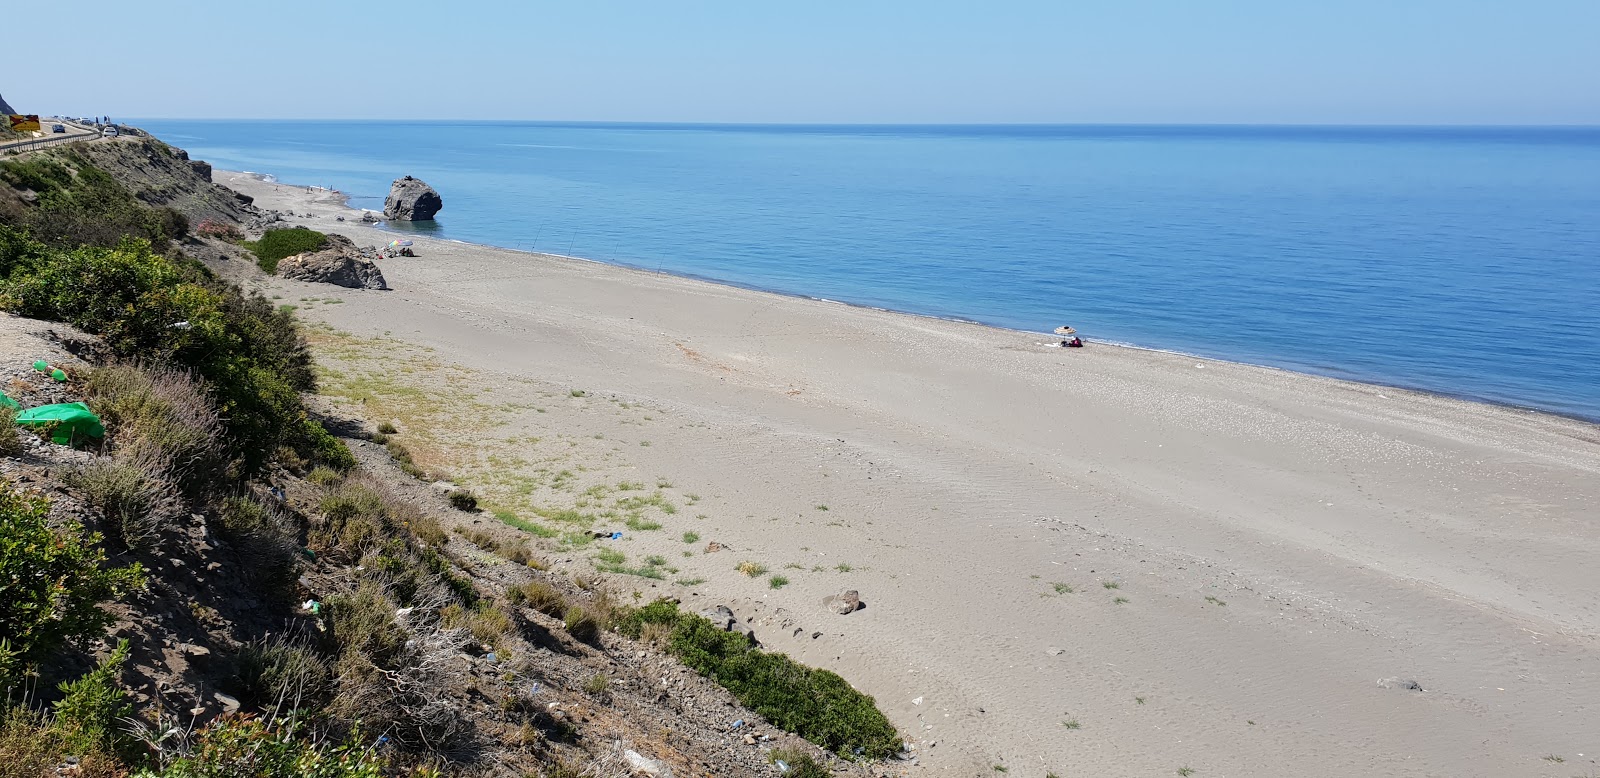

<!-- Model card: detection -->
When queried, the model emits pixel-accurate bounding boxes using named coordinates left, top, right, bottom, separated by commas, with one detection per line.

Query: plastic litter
left=14, top=402, right=104, bottom=445
left=32, top=361, right=47, bottom=372
left=530, top=682, right=541, bottom=696
left=302, top=600, right=321, bottom=615
left=610, top=531, right=623, bottom=540
left=0, top=392, right=19, bottom=411
left=485, top=652, right=499, bottom=664
left=731, top=719, right=744, bottom=729
left=775, top=760, right=791, bottom=774
left=50, top=369, right=66, bottom=382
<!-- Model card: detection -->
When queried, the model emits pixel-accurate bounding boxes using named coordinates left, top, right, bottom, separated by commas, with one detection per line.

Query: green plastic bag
left=15, top=402, right=105, bottom=445
left=0, top=392, right=19, bottom=411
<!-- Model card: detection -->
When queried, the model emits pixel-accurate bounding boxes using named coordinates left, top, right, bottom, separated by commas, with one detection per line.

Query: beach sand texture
left=223, top=172, right=1600, bottom=777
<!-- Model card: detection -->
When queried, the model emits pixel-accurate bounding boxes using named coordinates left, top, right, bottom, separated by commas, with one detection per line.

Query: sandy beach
left=220, top=171, right=1600, bottom=777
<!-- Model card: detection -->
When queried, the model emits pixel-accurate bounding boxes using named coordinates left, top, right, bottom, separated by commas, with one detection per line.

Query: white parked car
left=102, top=126, right=118, bottom=137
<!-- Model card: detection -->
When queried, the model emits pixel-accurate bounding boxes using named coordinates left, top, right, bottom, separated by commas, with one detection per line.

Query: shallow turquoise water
left=136, top=120, right=1600, bottom=421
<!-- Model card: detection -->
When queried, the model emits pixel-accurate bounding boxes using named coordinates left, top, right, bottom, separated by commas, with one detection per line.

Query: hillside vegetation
left=0, top=140, right=898, bottom=776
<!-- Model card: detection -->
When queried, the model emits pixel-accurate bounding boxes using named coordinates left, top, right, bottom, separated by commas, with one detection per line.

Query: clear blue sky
left=8, top=0, right=1599, bottom=124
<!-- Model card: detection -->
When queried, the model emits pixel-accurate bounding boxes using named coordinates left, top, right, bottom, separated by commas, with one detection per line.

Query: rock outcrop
left=383, top=175, right=442, bottom=221
left=276, top=234, right=388, bottom=290
left=74, top=137, right=257, bottom=226
left=0, top=93, right=15, bottom=115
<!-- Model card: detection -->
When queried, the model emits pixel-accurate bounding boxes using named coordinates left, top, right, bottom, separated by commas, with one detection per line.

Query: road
left=0, top=119, right=104, bottom=155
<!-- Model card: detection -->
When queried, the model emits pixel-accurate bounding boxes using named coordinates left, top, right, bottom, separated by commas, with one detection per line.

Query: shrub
left=769, top=748, right=830, bottom=778
left=441, top=603, right=512, bottom=649
left=193, top=218, right=244, bottom=242
left=307, top=465, right=343, bottom=486
left=144, top=712, right=387, bottom=777
left=0, top=228, right=319, bottom=476
left=0, top=407, right=20, bottom=456
left=70, top=449, right=181, bottom=549
left=322, top=584, right=408, bottom=667
left=407, top=512, right=448, bottom=548
left=769, top=575, right=790, bottom=589
left=447, top=489, right=478, bottom=512
left=53, top=640, right=134, bottom=759
left=215, top=495, right=300, bottom=596
left=376, top=421, right=398, bottom=435
left=0, top=483, right=143, bottom=679
left=241, top=227, right=328, bottom=274
left=621, top=599, right=899, bottom=759
left=563, top=606, right=600, bottom=644
left=0, top=706, right=123, bottom=778
left=385, top=439, right=425, bottom=479
left=515, top=581, right=567, bottom=618
left=86, top=363, right=222, bottom=494
left=300, top=417, right=355, bottom=472
left=737, top=561, right=767, bottom=577
left=234, top=637, right=331, bottom=708
left=615, top=598, right=682, bottom=639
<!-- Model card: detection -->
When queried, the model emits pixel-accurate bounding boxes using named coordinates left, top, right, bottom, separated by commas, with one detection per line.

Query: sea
left=134, top=120, right=1600, bottom=422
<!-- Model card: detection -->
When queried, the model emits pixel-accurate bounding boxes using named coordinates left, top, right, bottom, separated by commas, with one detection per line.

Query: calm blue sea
left=135, top=120, right=1600, bottom=421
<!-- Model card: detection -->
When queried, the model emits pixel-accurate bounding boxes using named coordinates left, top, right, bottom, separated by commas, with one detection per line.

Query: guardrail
left=0, top=125, right=101, bottom=155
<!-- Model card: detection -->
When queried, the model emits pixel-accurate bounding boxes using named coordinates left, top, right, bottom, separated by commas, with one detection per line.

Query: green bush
left=0, top=226, right=319, bottom=476
left=618, top=599, right=899, bottom=759
left=0, top=704, right=124, bottom=778
left=53, top=640, right=134, bottom=759
left=138, top=713, right=386, bottom=778
left=242, top=227, right=328, bottom=274
left=299, top=416, right=355, bottom=472
left=0, top=483, right=144, bottom=677
left=307, top=465, right=343, bottom=486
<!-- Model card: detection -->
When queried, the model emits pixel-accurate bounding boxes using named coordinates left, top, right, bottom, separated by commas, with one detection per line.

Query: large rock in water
left=276, top=234, right=389, bottom=290
left=383, top=175, right=442, bottom=221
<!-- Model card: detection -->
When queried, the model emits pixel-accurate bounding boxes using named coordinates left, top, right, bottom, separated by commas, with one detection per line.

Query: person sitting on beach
left=1061, top=337, right=1083, bottom=348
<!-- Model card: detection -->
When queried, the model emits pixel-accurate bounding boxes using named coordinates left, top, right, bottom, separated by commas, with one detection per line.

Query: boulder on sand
left=276, top=234, right=388, bottom=290
left=383, top=175, right=443, bottom=221
left=822, top=590, right=862, bottom=615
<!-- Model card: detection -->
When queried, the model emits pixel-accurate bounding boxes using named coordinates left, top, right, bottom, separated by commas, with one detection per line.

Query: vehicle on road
left=102, top=126, right=118, bottom=138
left=51, top=124, right=66, bottom=133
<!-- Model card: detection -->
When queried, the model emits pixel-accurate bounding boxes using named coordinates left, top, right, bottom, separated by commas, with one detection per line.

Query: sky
left=6, top=0, right=1599, bottom=124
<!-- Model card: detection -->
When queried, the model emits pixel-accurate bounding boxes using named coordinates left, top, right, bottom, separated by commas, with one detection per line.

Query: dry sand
left=221, top=171, right=1600, bottom=777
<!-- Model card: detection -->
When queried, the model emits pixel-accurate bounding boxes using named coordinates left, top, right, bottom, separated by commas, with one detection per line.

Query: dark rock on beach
left=383, top=175, right=443, bottom=221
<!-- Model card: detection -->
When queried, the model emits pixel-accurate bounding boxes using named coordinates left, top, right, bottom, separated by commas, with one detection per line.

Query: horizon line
left=123, top=118, right=1600, bottom=129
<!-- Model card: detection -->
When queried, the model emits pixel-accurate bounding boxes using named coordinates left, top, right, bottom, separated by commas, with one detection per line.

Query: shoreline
left=219, top=168, right=1600, bottom=777
left=230, top=172, right=1599, bottom=427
